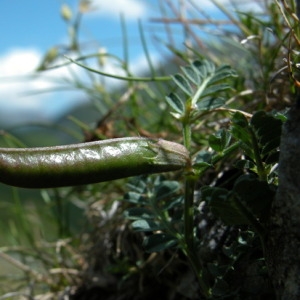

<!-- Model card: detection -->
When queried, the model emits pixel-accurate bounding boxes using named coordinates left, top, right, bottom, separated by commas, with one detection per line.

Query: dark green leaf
left=234, top=159, right=255, bottom=169
left=193, top=60, right=210, bottom=78
left=166, top=92, right=185, bottom=114
left=212, top=278, right=230, bottom=297
left=208, top=65, right=236, bottom=85
left=261, top=138, right=281, bottom=156
left=275, top=111, right=287, bottom=122
left=143, top=233, right=178, bottom=252
left=201, top=83, right=231, bottom=98
left=193, top=151, right=213, bottom=174
left=197, top=97, right=225, bottom=111
left=123, top=191, right=147, bottom=204
left=195, top=150, right=213, bottom=164
left=126, top=177, right=147, bottom=193
left=162, top=196, right=183, bottom=210
left=230, top=126, right=251, bottom=146
left=193, top=162, right=212, bottom=174
left=131, top=219, right=161, bottom=232
left=209, top=129, right=231, bottom=152
left=208, top=263, right=229, bottom=277
left=231, top=112, right=252, bottom=151
left=154, top=180, right=180, bottom=200
left=232, top=111, right=249, bottom=128
left=250, top=111, right=282, bottom=154
left=264, top=151, right=280, bottom=164
left=192, top=60, right=205, bottom=77
left=172, top=73, right=193, bottom=96
left=239, top=144, right=255, bottom=160
left=201, top=186, right=250, bottom=225
left=233, top=174, right=275, bottom=220
left=124, top=207, right=155, bottom=220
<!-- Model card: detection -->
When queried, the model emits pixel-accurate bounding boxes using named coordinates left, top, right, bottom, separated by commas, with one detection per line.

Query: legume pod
left=0, top=137, right=189, bottom=188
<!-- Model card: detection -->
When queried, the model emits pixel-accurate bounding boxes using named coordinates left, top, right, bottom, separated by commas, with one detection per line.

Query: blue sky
left=0, top=0, right=251, bottom=127
left=0, top=0, right=156, bottom=125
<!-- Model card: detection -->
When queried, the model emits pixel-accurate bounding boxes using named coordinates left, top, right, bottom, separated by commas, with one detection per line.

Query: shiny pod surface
left=0, top=137, right=189, bottom=188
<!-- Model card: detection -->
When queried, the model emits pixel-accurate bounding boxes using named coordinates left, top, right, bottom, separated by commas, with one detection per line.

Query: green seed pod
left=0, top=137, right=189, bottom=188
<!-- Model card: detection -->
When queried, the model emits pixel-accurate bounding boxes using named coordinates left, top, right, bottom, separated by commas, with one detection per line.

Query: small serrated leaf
left=250, top=111, right=282, bottom=154
left=166, top=92, right=185, bottom=114
left=172, top=73, right=193, bottom=96
left=233, top=175, right=275, bottom=220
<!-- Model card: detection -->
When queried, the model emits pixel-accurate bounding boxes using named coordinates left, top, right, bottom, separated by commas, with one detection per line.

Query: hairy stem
left=182, top=119, right=211, bottom=298
left=183, top=175, right=211, bottom=298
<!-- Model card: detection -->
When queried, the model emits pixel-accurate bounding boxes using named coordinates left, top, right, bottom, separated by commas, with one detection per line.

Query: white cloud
left=0, top=44, right=163, bottom=127
left=0, top=49, right=86, bottom=125
left=88, top=0, right=149, bottom=19
left=130, top=52, right=160, bottom=75
left=0, top=49, right=40, bottom=76
left=161, top=0, right=264, bottom=15
left=0, top=49, right=46, bottom=112
left=0, top=47, right=159, bottom=126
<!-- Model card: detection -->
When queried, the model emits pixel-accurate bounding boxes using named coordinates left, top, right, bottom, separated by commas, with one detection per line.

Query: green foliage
left=166, top=60, right=236, bottom=119
left=124, top=176, right=183, bottom=253
left=209, top=129, right=231, bottom=152
left=231, top=111, right=282, bottom=181
left=1, top=0, right=297, bottom=299
left=202, top=175, right=275, bottom=226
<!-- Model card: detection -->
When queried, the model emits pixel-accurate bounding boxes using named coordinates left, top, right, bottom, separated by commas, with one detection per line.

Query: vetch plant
left=123, top=59, right=283, bottom=298
left=0, top=60, right=236, bottom=297
left=1, top=1, right=295, bottom=298
left=121, top=59, right=239, bottom=298
left=0, top=59, right=237, bottom=298
left=0, top=58, right=282, bottom=298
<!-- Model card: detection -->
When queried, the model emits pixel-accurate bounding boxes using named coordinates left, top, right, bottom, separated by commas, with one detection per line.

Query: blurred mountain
left=0, top=55, right=181, bottom=147
left=0, top=100, right=103, bottom=147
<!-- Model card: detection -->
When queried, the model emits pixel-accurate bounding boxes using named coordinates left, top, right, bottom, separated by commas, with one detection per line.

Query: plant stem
left=182, top=175, right=211, bottom=298
left=181, top=120, right=211, bottom=298
left=183, top=176, right=195, bottom=251
left=65, top=56, right=170, bottom=82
